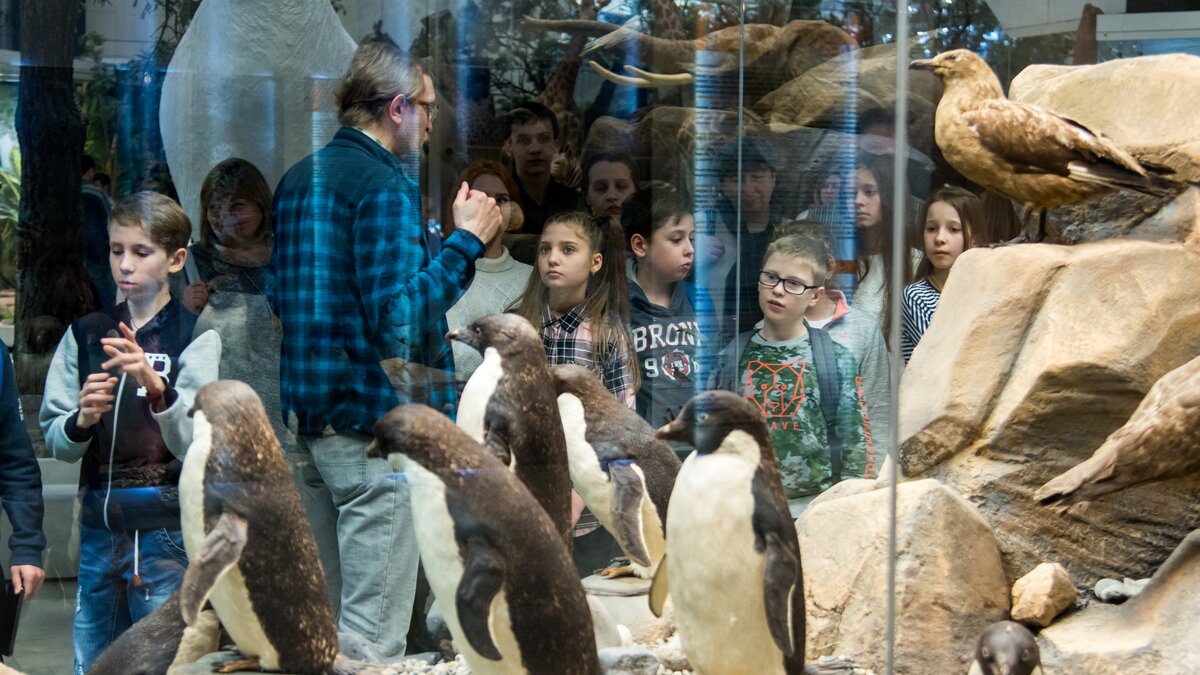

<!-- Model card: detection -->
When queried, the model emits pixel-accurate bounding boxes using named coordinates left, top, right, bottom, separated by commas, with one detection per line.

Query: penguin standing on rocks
left=370, top=403, right=601, bottom=675
left=178, top=380, right=350, bottom=674
left=449, top=313, right=572, bottom=548
left=551, top=364, right=680, bottom=579
left=968, top=621, right=1042, bottom=675
left=656, top=390, right=806, bottom=675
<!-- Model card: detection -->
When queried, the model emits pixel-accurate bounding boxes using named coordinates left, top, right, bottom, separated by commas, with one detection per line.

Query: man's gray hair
left=335, top=36, right=428, bottom=128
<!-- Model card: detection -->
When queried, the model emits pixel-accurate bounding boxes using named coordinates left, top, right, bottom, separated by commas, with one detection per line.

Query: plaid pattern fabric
left=269, top=127, right=483, bottom=434
left=541, top=304, right=636, bottom=408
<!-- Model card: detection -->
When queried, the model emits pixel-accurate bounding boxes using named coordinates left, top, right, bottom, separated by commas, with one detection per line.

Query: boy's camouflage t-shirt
left=737, top=332, right=872, bottom=498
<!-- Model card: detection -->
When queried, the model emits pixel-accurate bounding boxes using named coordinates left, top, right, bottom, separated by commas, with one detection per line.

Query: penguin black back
left=552, top=364, right=680, bottom=517
left=451, top=314, right=572, bottom=546
left=373, top=404, right=601, bottom=675
left=187, top=380, right=339, bottom=673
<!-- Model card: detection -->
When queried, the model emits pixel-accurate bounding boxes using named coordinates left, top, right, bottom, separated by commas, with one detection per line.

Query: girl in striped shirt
left=901, top=186, right=982, bottom=363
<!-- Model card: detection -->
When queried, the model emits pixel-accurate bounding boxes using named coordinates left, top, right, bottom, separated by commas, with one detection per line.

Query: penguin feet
left=597, top=557, right=634, bottom=578
left=215, top=655, right=261, bottom=673
left=598, top=565, right=633, bottom=578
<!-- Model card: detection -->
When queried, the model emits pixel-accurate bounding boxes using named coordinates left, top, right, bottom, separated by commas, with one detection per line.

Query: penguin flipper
left=179, top=511, right=248, bottom=626
left=607, top=461, right=653, bottom=567
left=456, top=536, right=506, bottom=661
left=483, top=417, right=513, bottom=468
left=648, top=552, right=669, bottom=618
left=762, top=529, right=800, bottom=657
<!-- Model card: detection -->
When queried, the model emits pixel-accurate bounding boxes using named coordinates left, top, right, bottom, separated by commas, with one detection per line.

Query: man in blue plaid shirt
left=269, top=36, right=499, bottom=661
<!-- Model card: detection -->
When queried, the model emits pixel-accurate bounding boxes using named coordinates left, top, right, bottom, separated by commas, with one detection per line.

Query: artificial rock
left=899, top=239, right=1200, bottom=588
left=1010, top=562, right=1077, bottom=627
left=796, top=478, right=1009, bottom=674
left=160, top=0, right=356, bottom=231
left=1038, top=529, right=1200, bottom=674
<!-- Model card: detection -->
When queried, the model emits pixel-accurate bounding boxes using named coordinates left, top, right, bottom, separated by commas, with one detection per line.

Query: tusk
left=622, top=65, right=693, bottom=86
left=587, top=61, right=692, bottom=88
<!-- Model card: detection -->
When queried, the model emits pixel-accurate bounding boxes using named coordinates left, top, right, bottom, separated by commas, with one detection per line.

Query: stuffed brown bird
left=910, top=49, right=1175, bottom=242
left=1035, top=354, right=1200, bottom=508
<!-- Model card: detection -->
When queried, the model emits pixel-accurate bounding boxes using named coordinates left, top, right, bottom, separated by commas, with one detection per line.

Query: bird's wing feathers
left=179, top=511, right=248, bottom=626
left=648, top=552, right=669, bottom=618
left=751, top=472, right=803, bottom=657
left=966, top=100, right=1146, bottom=177
left=607, top=461, right=653, bottom=567
left=455, top=536, right=506, bottom=661
left=762, top=529, right=800, bottom=657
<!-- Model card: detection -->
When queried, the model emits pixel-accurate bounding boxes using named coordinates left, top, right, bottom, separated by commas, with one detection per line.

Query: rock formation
left=797, top=479, right=1009, bottom=674
left=1038, top=529, right=1200, bottom=673
left=899, top=238, right=1200, bottom=588
left=1010, top=563, right=1076, bottom=627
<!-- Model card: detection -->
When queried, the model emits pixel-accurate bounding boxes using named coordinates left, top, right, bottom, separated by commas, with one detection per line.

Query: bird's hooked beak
left=909, top=58, right=937, bottom=72
left=365, top=439, right=383, bottom=459
left=656, top=417, right=690, bottom=444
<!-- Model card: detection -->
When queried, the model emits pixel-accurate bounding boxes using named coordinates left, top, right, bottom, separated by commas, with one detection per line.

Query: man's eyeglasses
left=758, top=270, right=819, bottom=295
left=411, top=99, right=439, bottom=122
left=346, top=94, right=438, bottom=123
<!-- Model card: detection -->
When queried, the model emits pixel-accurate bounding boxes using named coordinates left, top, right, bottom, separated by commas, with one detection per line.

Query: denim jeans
left=73, top=523, right=188, bottom=674
left=293, top=431, right=419, bottom=661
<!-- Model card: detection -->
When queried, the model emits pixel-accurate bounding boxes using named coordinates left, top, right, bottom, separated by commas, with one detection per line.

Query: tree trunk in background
left=15, top=0, right=93, bottom=393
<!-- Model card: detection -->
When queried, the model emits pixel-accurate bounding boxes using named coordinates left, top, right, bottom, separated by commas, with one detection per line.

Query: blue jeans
left=73, top=524, right=188, bottom=674
left=294, top=431, right=419, bottom=661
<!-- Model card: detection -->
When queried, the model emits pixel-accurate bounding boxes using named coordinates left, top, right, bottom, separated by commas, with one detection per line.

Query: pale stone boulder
left=899, top=239, right=1200, bottom=588
left=160, top=0, right=356, bottom=232
left=1010, top=54, right=1200, bottom=185
left=796, top=479, right=1009, bottom=674
left=1010, top=562, right=1077, bottom=627
left=1038, top=529, right=1200, bottom=673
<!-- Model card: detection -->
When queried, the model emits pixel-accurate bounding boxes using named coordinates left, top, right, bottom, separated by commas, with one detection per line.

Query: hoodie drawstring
left=132, top=529, right=142, bottom=587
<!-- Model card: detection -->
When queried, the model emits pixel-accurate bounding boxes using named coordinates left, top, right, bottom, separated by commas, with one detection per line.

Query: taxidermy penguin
left=552, top=363, right=680, bottom=578
left=656, top=390, right=806, bottom=674
left=370, top=403, right=601, bottom=675
left=450, top=313, right=572, bottom=548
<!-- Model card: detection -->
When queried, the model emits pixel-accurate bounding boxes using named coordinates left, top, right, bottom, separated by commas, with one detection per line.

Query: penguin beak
left=365, top=439, right=382, bottom=459
left=446, top=326, right=479, bottom=350
left=656, top=418, right=689, bottom=444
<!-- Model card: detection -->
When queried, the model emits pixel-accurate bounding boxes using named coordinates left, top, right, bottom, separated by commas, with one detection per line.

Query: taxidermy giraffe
left=533, top=0, right=602, bottom=186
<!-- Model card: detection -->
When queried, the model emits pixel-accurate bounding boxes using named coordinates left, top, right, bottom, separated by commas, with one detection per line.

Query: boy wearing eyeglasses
left=718, top=233, right=870, bottom=499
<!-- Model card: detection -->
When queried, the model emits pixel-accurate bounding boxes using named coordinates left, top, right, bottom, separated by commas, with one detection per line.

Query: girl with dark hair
left=510, top=211, right=638, bottom=406
left=582, top=151, right=639, bottom=221
left=850, top=152, right=919, bottom=343
left=901, top=185, right=981, bottom=363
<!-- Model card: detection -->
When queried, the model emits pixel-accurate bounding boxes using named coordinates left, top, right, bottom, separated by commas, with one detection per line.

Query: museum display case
left=1, top=1, right=1198, bottom=673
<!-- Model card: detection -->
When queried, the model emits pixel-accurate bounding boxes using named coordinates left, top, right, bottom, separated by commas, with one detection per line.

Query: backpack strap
left=806, top=322, right=844, bottom=483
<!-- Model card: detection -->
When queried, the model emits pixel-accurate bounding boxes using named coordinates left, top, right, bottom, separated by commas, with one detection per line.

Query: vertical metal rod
left=887, top=4, right=911, bottom=675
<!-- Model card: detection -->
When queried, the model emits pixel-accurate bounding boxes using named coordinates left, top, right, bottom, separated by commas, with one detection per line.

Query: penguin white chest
left=458, top=347, right=503, bottom=445
left=667, top=431, right=783, bottom=674
left=556, top=394, right=613, bottom=518
left=179, top=413, right=281, bottom=669
left=402, top=460, right=525, bottom=674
